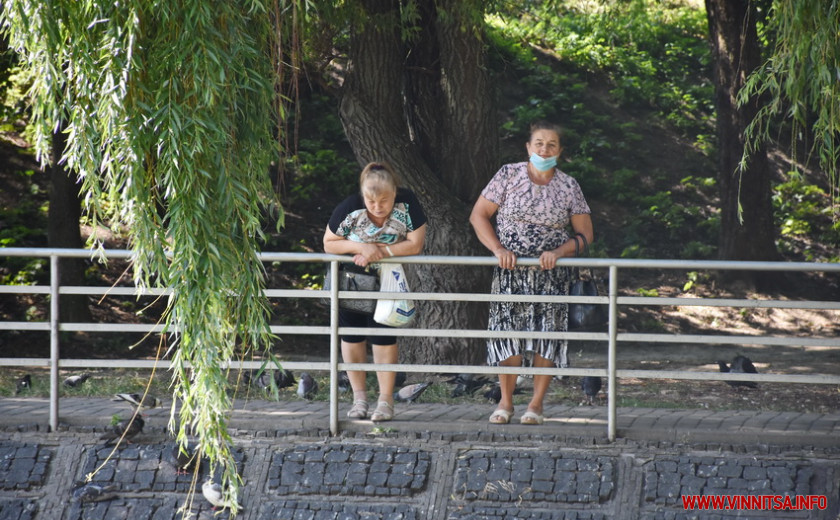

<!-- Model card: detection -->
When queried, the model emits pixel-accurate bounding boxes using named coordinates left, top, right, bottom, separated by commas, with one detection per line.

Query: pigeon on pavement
left=297, top=372, right=318, bottom=399
left=482, top=381, right=525, bottom=403
left=581, top=376, right=602, bottom=405
left=394, top=382, right=431, bottom=403
left=337, top=371, right=351, bottom=393
left=99, top=415, right=145, bottom=445
left=71, top=482, right=118, bottom=503
left=243, top=369, right=273, bottom=390
left=718, top=355, right=758, bottom=389
left=63, top=373, right=91, bottom=387
left=275, top=369, right=296, bottom=389
left=171, top=441, right=200, bottom=475
left=15, top=374, right=32, bottom=395
left=202, top=478, right=225, bottom=510
left=446, top=373, right=492, bottom=398
left=112, top=393, right=162, bottom=410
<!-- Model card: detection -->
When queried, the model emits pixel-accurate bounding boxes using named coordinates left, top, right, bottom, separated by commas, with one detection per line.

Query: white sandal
left=347, top=400, right=369, bottom=419
left=370, top=401, right=394, bottom=422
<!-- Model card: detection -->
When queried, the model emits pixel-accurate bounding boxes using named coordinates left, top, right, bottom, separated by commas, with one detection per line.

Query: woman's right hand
left=493, top=247, right=517, bottom=270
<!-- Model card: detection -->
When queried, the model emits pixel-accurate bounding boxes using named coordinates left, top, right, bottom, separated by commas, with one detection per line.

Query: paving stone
left=268, top=445, right=430, bottom=498
left=0, top=442, right=53, bottom=491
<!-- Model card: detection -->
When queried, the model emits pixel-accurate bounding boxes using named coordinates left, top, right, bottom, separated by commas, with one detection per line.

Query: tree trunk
left=48, top=127, right=92, bottom=323
left=705, top=0, right=779, bottom=267
left=338, top=0, right=495, bottom=365
left=405, top=0, right=499, bottom=203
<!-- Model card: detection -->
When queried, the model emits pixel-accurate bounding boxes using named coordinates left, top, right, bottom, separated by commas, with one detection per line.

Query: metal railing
left=2, top=247, right=840, bottom=439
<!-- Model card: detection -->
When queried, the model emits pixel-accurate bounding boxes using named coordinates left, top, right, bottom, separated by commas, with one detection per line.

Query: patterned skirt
left=486, top=265, right=571, bottom=368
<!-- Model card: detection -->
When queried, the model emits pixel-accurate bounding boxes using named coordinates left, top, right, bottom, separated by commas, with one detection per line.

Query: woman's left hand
left=539, top=250, right=560, bottom=270
left=353, top=243, right=386, bottom=267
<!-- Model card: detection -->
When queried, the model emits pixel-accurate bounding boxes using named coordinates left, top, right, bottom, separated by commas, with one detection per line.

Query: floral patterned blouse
left=328, top=188, right=427, bottom=245
left=481, top=162, right=590, bottom=257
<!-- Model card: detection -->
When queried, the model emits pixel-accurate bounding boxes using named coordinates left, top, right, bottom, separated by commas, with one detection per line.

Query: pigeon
left=482, top=382, right=525, bottom=403
left=274, top=369, right=296, bottom=389
left=202, top=477, right=242, bottom=511
left=337, top=371, right=351, bottom=393
left=70, top=482, right=118, bottom=503
left=483, top=383, right=502, bottom=403
left=718, top=355, right=758, bottom=388
left=99, top=415, right=145, bottom=445
left=446, top=373, right=492, bottom=398
left=15, top=374, right=32, bottom=395
left=202, top=478, right=225, bottom=510
left=243, top=369, right=273, bottom=390
left=394, top=382, right=431, bottom=403
left=112, top=393, right=162, bottom=410
left=297, top=372, right=318, bottom=399
left=171, top=441, right=200, bottom=475
left=581, top=376, right=602, bottom=405
left=63, top=373, right=91, bottom=387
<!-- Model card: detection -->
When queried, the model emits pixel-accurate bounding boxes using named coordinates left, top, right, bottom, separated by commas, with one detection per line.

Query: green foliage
left=0, top=258, right=45, bottom=286
left=740, top=0, right=840, bottom=197
left=773, top=176, right=840, bottom=244
left=1, top=0, right=291, bottom=512
left=490, top=0, right=713, bottom=140
left=286, top=149, right=357, bottom=204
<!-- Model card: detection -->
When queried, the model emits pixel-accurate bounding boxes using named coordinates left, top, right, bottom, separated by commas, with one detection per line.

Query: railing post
left=328, top=260, right=340, bottom=435
left=607, top=265, right=618, bottom=442
left=49, top=255, right=60, bottom=432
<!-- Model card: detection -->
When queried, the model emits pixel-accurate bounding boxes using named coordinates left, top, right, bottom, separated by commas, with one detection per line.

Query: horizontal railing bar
left=0, top=322, right=50, bottom=331
left=5, top=355, right=830, bottom=386
left=618, top=333, right=840, bottom=347
left=616, top=369, right=840, bottom=385
left=60, top=287, right=171, bottom=296
left=6, top=321, right=836, bottom=347
left=4, top=247, right=840, bottom=273
left=0, top=357, right=608, bottom=377
left=618, top=296, right=840, bottom=310
left=0, top=286, right=51, bottom=294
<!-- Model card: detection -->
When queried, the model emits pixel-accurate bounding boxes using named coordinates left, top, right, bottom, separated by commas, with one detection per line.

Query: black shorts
left=339, top=309, right=397, bottom=346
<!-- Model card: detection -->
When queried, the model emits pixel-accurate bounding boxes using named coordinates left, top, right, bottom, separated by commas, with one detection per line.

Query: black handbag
left=322, top=263, right=380, bottom=315
left=568, top=233, right=607, bottom=330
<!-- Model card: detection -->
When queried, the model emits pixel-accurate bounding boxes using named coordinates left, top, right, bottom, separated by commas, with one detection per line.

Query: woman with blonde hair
left=323, top=161, right=427, bottom=422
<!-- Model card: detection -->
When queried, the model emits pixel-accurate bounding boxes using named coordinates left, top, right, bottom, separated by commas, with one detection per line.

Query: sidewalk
left=2, top=396, right=838, bottom=447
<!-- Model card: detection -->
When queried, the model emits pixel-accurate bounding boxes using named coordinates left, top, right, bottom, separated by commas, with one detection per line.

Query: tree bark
left=338, top=0, right=495, bottom=365
left=48, top=127, right=92, bottom=323
left=405, top=0, right=499, bottom=203
left=705, top=0, right=779, bottom=267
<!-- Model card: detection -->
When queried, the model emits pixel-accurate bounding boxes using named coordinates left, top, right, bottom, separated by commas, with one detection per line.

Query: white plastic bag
left=373, top=263, right=417, bottom=327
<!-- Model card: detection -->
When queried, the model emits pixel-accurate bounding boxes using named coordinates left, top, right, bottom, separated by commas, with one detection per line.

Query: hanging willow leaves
left=740, top=0, right=840, bottom=199
left=1, top=1, right=294, bottom=514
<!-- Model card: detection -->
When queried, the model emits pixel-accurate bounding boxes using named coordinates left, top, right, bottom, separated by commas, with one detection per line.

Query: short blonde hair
left=359, top=161, right=400, bottom=197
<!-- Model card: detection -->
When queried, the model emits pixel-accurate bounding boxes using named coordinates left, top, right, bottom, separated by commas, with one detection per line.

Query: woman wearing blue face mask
left=469, top=121, right=594, bottom=425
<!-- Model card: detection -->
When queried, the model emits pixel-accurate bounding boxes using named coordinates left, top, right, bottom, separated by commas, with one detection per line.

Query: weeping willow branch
left=739, top=0, right=840, bottom=201
left=1, top=1, right=290, bottom=515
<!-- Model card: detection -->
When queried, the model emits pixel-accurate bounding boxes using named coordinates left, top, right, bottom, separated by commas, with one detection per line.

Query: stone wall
left=0, top=428, right=837, bottom=520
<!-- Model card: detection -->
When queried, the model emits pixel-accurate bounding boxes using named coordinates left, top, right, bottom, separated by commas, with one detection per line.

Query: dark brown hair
left=529, top=120, right=564, bottom=141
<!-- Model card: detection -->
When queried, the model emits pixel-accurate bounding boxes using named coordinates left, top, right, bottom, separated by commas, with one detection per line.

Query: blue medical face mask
left=529, top=153, right=558, bottom=171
